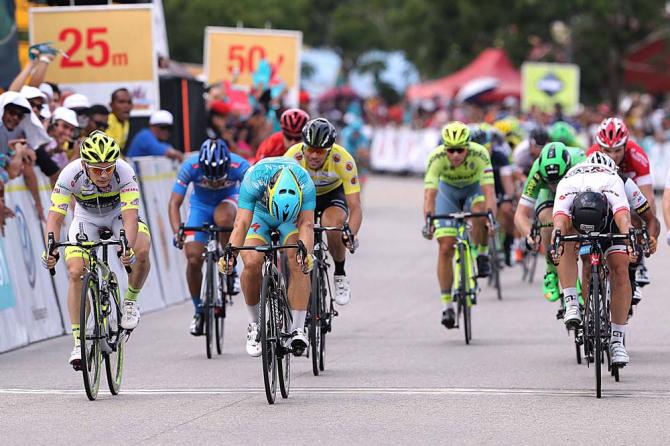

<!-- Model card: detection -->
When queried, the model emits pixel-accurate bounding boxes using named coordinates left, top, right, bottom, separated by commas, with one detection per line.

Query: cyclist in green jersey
left=549, top=121, right=582, bottom=149
left=423, top=121, right=498, bottom=329
left=514, top=142, right=586, bottom=302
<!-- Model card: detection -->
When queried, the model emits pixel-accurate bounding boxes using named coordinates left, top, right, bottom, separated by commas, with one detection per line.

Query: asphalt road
left=2, top=175, right=670, bottom=445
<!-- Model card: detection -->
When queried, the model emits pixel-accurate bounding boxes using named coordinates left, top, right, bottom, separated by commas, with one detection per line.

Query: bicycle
left=178, top=224, right=235, bottom=359
left=306, top=222, right=355, bottom=376
left=425, top=211, right=495, bottom=345
left=552, top=227, right=648, bottom=398
left=224, top=231, right=308, bottom=404
left=47, top=226, right=133, bottom=401
left=487, top=223, right=503, bottom=301
left=521, top=219, right=552, bottom=284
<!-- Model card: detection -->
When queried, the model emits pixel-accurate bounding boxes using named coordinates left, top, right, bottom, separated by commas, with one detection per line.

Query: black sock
left=334, top=260, right=346, bottom=276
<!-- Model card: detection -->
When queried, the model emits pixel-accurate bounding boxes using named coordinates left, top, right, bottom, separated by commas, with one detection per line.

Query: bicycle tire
left=309, top=266, right=321, bottom=376
left=591, top=271, right=602, bottom=398
left=490, top=236, right=502, bottom=300
left=260, top=270, right=278, bottom=404
left=458, top=242, right=471, bottom=345
left=277, top=289, right=291, bottom=399
left=104, top=273, right=124, bottom=395
left=574, top=329, right=582, bottom=365
left=319, top=272, right=329, bottom=372
left=528, top=251, right=538, bottom=283
left=203, top=256, right=215, bottom=359
left=215, top=273, right=226, bottom=355
left=81, top=272, right=102, bottom=401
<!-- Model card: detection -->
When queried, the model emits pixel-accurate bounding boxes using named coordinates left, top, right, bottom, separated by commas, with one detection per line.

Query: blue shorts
left=246, top=208, right=298, bottom=244
left=185, top=195, right=238, bottom=244
left=434, top=181, right=484, bottom=238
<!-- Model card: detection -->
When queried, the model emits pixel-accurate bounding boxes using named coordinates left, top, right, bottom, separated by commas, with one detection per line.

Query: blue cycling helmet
left=199, top=138, right=230, bottom=179
left=267, top=166, right=303, bottom=223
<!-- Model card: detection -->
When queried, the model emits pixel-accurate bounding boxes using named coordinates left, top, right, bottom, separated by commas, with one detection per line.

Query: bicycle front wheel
left=590, top=272, right=602, bottom=398
left=81, top=273, right=102, bottom=401
left=215, top=273, right=226, bottom=355
left=309, top=267, right=322, bottom=376
left=489, top=236, right=502, bottom=300
left=319, top=275, right=329, bottom=372
left=104, top=274, right=124, bottom=395
left=203, top=256, right=215, bottom=359
left=260, top=271, right=278, bottom=404
left=457, top=242, right=471, bottom=345
left=277, top=289, right=291, bottom=399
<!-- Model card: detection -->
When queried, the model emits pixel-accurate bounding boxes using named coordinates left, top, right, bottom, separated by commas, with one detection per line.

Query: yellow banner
left=521, top=62, right=580, bottom=115
left=204, top=27, right=301, bottom=99
left=29, top=6, right=155, bottom=83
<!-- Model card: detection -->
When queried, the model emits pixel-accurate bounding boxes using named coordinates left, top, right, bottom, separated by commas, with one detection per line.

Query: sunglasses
left=304, top=145, right=331, bottom=154
left=446, top=147, right=466, bottom=154
left=86, top=163, right=116, bottom=175
left=5, top=107, right=26, bottom=119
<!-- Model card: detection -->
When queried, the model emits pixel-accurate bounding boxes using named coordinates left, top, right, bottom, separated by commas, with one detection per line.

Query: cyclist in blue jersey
left=218, top=157, right=317, bottom=357
left=168, top=138, right=249, bottom=335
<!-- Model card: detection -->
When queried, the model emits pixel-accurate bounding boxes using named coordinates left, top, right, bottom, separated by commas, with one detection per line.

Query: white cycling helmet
left=587, top=151, right=618, bottom=171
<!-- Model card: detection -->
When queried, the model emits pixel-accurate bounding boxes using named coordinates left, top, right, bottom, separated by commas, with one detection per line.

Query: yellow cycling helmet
left=493, top=119, right=514, bottom=136
left=441, top=121, right=470, bottom=147
left=80, top=130, right=121, bottom=163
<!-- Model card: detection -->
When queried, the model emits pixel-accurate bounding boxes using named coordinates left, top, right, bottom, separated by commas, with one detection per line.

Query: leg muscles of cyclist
left=608, top=252, right=632, bottom=325
left=322, top=205, right=347, bottom=265
left=214, top=200, right=237, bottom=246
left=437, top=235, right=456, bottom=302
left=470, top=200, right=488, bottom=247
left=126, top=232, right=151, bottom=300
left=284, top=232, right=310, bottom=332
left=185, top=241, right=206, bottom=311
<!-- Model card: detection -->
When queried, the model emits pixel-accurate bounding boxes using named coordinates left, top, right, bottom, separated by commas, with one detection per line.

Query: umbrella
left=455, top=77, right=500, bottom=103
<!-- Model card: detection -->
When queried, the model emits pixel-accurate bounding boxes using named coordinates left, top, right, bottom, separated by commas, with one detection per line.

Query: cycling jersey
left=424, top=142, right=494, bottom=189
left=489, top=148, right=514, bottom=197
left=49, top=158, right=140, bottom=218
left=553, top=164, right=629, bottom=219
left=172, top=152, right=249, bottom=208
left=512, top=139, right=534, bottom=176
left=519, top=146, right=585, bottom=208
left=254, top=131, right=286, bottom=164
left=586, top=140, right=651, bottom=186
left=284, top=143, right=360, bottom=196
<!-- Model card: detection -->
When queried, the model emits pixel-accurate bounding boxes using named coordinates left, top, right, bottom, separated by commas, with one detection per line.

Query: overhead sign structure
left=29, top=5, right=159, bottom=116
left=204, top=27, right=302, bottom=107
left=521, top=62, right=580, bottom=115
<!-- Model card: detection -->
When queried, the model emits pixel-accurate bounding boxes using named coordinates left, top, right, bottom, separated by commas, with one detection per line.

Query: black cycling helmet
left=571, top=191, right=608, bottom=234
left=302, top=118, right=337, bottom=149
left=529, top=127, right=549, bottom=146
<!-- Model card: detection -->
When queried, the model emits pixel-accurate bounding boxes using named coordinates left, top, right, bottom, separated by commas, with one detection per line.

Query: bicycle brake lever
left=119, top=229, right=132, bottom=274
left=47, top=232, right=56, bottom=276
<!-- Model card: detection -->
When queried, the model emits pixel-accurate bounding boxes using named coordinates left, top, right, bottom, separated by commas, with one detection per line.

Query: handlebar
left=551, top=227, right=650, bottom=260
left=47, top=230, right=132, bottom=276
left=424, top=210, right=495, bottom=238
left=314, top=223, right=357, bottom=254
left=223, top=240, right=309, bottom=274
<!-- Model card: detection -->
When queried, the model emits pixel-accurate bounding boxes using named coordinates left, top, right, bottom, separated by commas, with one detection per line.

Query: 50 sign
left=59, top=27, right=128, bottom=69
left=226, top=44, right=284, bottom=75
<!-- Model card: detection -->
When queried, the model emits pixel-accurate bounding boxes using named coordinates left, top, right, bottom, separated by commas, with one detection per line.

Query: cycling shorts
left=65, top=213, right=150, bottom=261
left=245, top=208, right=298, bottom=245
left=434, top=181, right=484, bottom=238
left=535, top=188, right=555, bottom=217
left=315, top=185, right=348, bottom=218
left=185, top=196, right=238, bottom=244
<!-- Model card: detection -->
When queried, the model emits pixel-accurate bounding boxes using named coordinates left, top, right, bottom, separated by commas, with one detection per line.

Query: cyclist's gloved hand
left=219, top=243, right=236, bottom=275
left=525, top=234, right=537, bottom=252
left=41, top=250, right=59, bottom=269
left=120, top=248, right=136, bottom=267
left=342, top=232, right=359, bottom=252
left=173, top=232, right=184, bottom=249
left=422, top=224, right=434, bottom=240
left=649, top=235, right=657, bottom=254
left=300, top=253, right=315, bottom=274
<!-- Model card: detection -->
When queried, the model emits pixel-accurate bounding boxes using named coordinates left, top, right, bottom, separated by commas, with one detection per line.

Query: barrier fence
left=0, top=157, right=188, bottom=353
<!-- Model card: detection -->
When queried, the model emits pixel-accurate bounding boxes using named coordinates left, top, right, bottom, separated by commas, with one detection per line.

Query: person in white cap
left=35, top=107, right=79, bottom=181
left=20, top=86, right=48, bottom=122
left=40, top=82, right=61, bottom=113
left=126, top=109, right=183, bottom=161
left=62, top=93, right=91, bottom=131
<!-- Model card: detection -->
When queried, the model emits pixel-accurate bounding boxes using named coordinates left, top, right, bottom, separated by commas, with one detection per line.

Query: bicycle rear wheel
left=309, top=267, right=322, bottom=376
left=81, top=273, right=102, bottom=401
left=277, top=289, right=291, bottom=399
left=260, top=271, right=278, bottom=404
left=104, top=274, right=124, bottom=395
left=590, top=272, right=602, bottom=398
left=215, top=273, right=226, bottom=355
left=489, top=236, right=502, bottom=300
left=319, top=276, right=329, bottom=372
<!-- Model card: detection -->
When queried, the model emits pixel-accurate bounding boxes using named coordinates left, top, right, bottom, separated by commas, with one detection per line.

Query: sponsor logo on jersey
left=58, top=203, right=68, bottom=211
left=251, top=223, right=261, bottom=233
left=295, top=153, right=303, bottom=161
left=130, top=198, right=140, bottom=206
left=345, top=161, right=353, bottom=171
left=231, top=162, right=240, bottom=169
left=333, top=153, right=341, bottom=163
left=53, top=187, right=61, bottom=194
left=351, top=177, right=358, bottom=185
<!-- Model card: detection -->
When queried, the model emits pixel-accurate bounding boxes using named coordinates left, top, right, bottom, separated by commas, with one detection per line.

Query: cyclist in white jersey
left=42, top=131, right=152, bottom=368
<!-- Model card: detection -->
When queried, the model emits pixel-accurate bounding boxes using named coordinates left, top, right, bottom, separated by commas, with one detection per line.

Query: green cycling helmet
left=549, top=121, right=577, bottom=145
left=538, top=142, right=571, bottom=183
left=441, top=121, right=470, bottom=147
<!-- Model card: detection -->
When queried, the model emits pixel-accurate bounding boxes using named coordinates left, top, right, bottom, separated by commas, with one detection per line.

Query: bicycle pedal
left=332, top=309, right=339, bottom=317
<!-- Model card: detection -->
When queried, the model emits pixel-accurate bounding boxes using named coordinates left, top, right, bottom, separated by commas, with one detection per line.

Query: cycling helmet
left=302, top=118, right=337, bottom=149
left=266, top=166, right=303, bottom=223
left=198, top=138, right=230, bottom=179
left=571, top=191, right=609, bottom=234
left=549, top=121, right=577, bottom=145
left=80, top=130, right=120, bottom=163
left=538, top=142, right=571, bottom=183
left=595, top=117, right=629, bottom=149
left=441, top=121, right=470, bottom=147
left=529, top=127, right=549, bottom=146
left=587, top=151, right=618, bottom=171
left=280, top=108, right=310, bottom=138
left=468, top=125, right=490, bottom=146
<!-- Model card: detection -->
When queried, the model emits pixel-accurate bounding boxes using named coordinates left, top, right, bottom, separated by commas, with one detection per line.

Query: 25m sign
left=29, top=6, right=155, bottom=83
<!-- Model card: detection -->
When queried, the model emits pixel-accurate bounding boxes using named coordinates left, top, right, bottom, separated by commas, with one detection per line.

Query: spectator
left=126, top=110, right=183, bottom=161
left=106, top=88, right=133, bottom=151
left=42, top=82, right=61, bottom=112
left=83, top=104, right=110, bottom=137
left=63, top=93, right=91, bottom=131
left=39, top=107, right=78, bottom=179
left=20, top=86, right=47, bottom=119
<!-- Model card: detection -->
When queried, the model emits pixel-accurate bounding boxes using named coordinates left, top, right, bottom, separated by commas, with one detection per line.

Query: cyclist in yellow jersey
left=284, top=118, right=362, bottom=305
left=41, top=131, right=152, bottom=369
left=423, top=121, right=497, bottom=329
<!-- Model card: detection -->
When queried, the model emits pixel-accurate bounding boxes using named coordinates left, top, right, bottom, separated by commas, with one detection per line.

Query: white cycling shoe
left=290, top=328, right=308, bottom=356
left=635, top=264, right=650, bottom=287
left=334, top=275, right=351, bottom=305
left=563, top=305, right=581, bottom=328
left=610, top=341, right=629, bottom=366
left=120, top=301, right=140, bottom=330
left=246, top=323, right=261, bottom=357
left=69, top=345, right=81, bottom=370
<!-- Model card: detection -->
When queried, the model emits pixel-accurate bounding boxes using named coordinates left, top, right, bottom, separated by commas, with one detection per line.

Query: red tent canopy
left=406, top=48, right=521, bottom=102
left=624, top=29, right=670, bottom=93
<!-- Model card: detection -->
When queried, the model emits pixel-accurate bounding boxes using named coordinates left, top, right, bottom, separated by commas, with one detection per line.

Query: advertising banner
left=521, top=62, right=580, bottom=115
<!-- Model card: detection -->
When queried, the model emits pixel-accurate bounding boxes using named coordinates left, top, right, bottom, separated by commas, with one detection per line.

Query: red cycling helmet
left=280, top=108, right=310, bottom=138
left=595, top=117, right=629, bottom=149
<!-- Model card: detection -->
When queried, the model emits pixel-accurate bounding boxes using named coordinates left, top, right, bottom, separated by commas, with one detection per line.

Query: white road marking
left=2, top=386, right=670, bottom=398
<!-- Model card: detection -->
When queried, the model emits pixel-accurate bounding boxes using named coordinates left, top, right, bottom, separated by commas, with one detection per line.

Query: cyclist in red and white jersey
left=253, top=108, right=309, bottom=163
left=586, top=117, right=654, bottom=288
